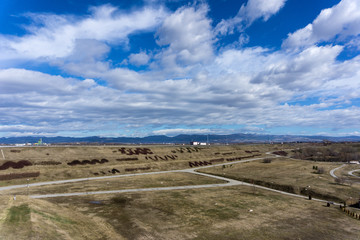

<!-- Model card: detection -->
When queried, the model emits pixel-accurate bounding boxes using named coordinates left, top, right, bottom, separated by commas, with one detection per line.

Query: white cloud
left=129, top=51, right=150, bottom=66
left=251, top=45, right=344, bottom=90
left=283, top=0, right=360, bottom=49
left=241, top=0, right=287, bottom=23
left=0, top=5, right=167, bottom=60
left=155, top=4, right=214, bottom=70
left=0, top=1, right=360, bottom=137
left=152, top=128, right=212, bottom=136
left=215, top=0, right=286, bottom=35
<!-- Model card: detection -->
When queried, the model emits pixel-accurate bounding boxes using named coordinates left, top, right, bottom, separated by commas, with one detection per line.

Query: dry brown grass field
left=0, top=144, right=267, bottom=186
left=0, top=143, right=359, bottom=239
left=200, top=157, right=360, bottom=203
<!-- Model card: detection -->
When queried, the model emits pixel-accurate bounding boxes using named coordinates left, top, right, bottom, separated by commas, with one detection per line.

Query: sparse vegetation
left=292, top=143, right=360, bottom=162
left=0, top=172, right=40, bottom=181
left=0, top=143, right=359, bottom=239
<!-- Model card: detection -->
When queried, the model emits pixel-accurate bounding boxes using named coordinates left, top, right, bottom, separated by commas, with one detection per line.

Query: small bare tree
left=317, top=167, right=325, bottom=174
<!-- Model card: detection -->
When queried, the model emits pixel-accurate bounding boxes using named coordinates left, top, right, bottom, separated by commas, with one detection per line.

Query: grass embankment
left=45, top=186, right=360, bottom=240
left=199, top=157, right=360, bottom=203
left=0, top=145, right=267, bottom=186
left=0, top=195, right=122, bottom=240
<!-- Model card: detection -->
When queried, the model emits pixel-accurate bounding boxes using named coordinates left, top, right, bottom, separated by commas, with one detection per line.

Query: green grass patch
left=31, top=208, right=75, bottom=224
left=5, top=204, right=31, bottom=224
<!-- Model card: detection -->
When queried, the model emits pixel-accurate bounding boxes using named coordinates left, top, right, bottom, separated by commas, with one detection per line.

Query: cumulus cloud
left=129, top=51, right=150, bottom=66
left=251, top=45, right=344, bottom=90
left=215, top=0, right=286, bottom=35
left=1, top=1, right=360, bottom=137
left=0, top=5, right=167, bottom=60
left=283, top=0, right=360, bottom=49
left=155, top=4, right=214, bottom=70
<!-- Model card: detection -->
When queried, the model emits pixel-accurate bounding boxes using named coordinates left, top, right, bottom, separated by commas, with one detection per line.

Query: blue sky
left=0, top=0, right=360, bottom=137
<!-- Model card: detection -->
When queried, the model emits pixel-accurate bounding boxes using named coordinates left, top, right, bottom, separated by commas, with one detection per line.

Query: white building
left=349, top=161, right=360, bottom=164
left=190, top=141, right=207, bottom=146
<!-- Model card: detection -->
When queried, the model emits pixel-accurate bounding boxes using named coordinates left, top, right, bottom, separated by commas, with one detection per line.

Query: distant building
left=190, top=141, right=207, bottom=146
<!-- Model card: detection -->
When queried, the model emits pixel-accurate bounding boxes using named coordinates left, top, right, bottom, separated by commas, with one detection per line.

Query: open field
left=0, top=143, right=360, bottom=239
left=0, top=145, right=267, bottom=187
left=1, top=186, right=360, bottom=240
left=199, top=157, right=360, bottom=203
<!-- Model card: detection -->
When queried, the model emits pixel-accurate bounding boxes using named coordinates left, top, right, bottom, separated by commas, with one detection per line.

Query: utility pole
left=1, top=149, right=5, bottom=160
left=27, top=179, right=29, bottom=196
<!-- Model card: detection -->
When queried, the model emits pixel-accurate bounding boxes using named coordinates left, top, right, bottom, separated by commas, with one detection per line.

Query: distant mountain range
left=1, top=133, right=360, bottom=145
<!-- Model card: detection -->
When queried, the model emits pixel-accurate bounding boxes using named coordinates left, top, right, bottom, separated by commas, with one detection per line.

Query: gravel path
left=329, top=164, right=346, bottom=178
left=348, top=169, right=360, bottom=178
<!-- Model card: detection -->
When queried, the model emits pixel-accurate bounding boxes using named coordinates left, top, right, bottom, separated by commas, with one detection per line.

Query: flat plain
left=0, top=143, right=359, bottom=239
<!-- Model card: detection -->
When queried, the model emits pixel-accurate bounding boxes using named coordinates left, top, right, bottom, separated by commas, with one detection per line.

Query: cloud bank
left=0, top=0, right=359, bottom=137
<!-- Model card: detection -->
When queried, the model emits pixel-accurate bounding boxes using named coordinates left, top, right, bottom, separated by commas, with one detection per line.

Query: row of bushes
left=222, top=152, right=233, bottom=155
left=235, top=176, right=296, bottom=193
left=272, top=151, right=288, bottom=156
left=0, top=160, right=32, bottom=170
left=209, top=158, right=225, bottom=163
left=145, top=155, right=178, bottom=161
left=119, top=148, right=153, bottom=155
left=10, top=150, right=21, bottom=153
left=226, top=154, right=259, bottom=162
left=116, top=157, right=138, bottom=161
left=34, top=161, right=62, bottom=166
left=125, top=167, right=151, bottom=172
left=300, top=188, right=342, bottom=203
left=188, top=161, right=212, bottom=168
left=0, top=172, right=40, bottom=181
left=340, top=206, right=360, bottom=220
left=245, top=150, right=259, bottom=153
left=226, top=157, right=243, bottom=162
left=67, top=159, right=109, bottom=166
left=93, top=168, right=120, bottom=175
left=173, top=147, right=200, bottom=153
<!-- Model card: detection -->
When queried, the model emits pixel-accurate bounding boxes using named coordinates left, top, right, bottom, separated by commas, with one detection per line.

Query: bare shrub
left=316, top=167, right=325, bottom=174
left=262, top=158, right=272, bottom=163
